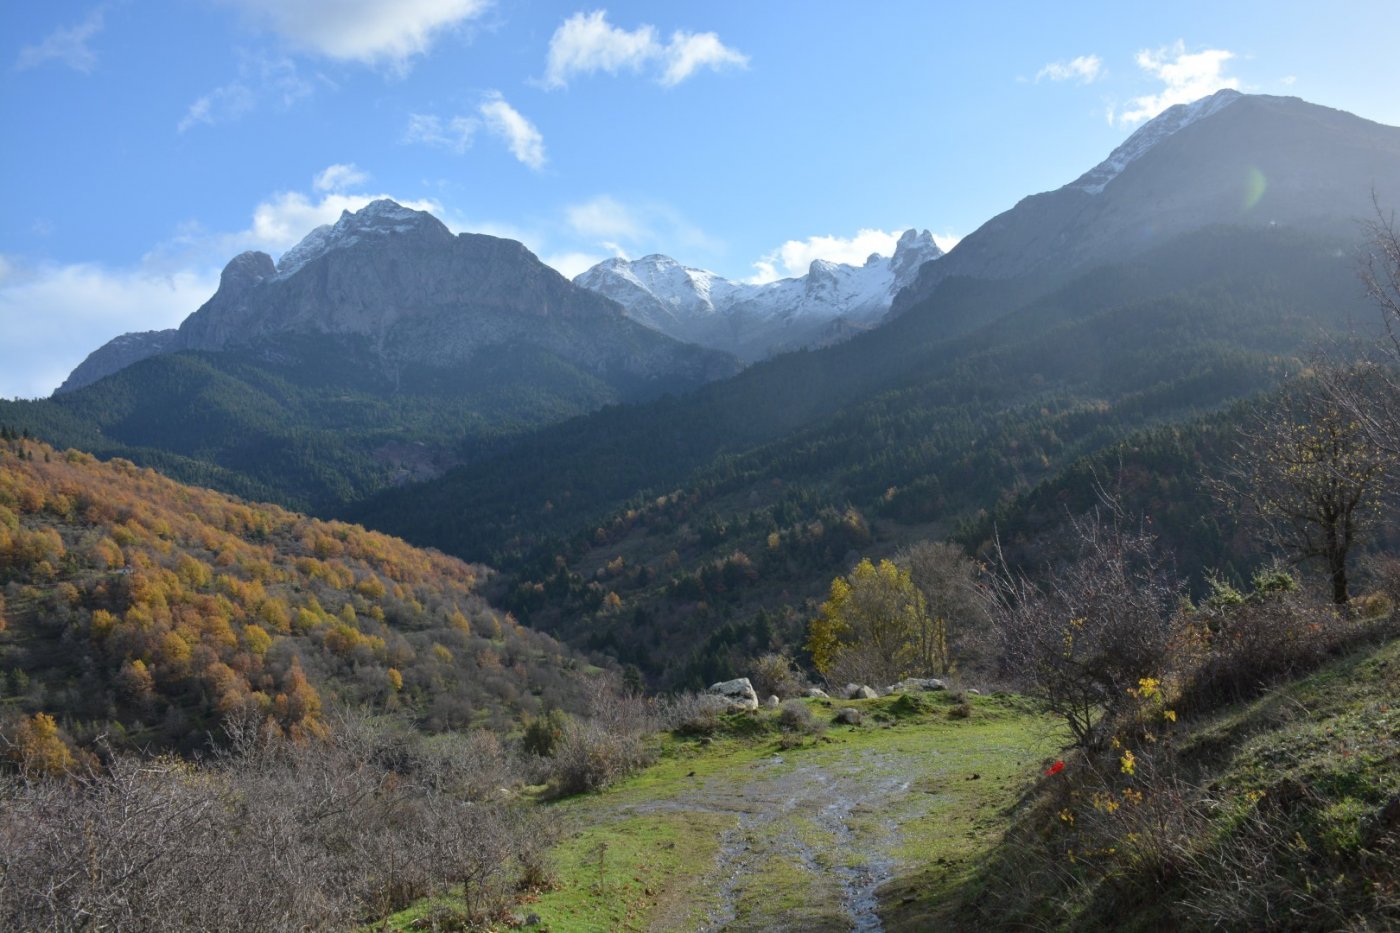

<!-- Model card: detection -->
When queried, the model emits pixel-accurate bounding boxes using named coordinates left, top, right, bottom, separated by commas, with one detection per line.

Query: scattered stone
left=766, top=695, right=780, bottom=707
left=707, top=677, right=759, bottom=710
left=845, top=684, right=879, bottom=700
left=968, top=688, right=981, bottom=696
left=804, top=687, right=830, bottom=698
left=835, top=707, right=863, bottom=725
left=887, top=677, right=946, bottom=693
left=523, top=913, right=541, bottom=927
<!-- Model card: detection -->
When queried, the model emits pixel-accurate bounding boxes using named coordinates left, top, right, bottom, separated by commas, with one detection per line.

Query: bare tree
left=898, top=541, right=987, bottom=676
left=987, top=505, right=1179, bottom=747
left=1322, top=202, right=1400, bottom=468
left=1211, top=373, right=1388, bottom=605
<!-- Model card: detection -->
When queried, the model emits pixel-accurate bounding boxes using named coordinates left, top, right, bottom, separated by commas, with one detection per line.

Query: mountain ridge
left=57, top=200, right=740, bottom=395
left=575, top=227, right=943, bottom=361
left=890, top=91, right=1400, bottom=315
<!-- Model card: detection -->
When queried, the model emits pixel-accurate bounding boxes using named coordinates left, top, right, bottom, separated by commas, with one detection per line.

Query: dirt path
left=527, top=695, right=1056, bottom=932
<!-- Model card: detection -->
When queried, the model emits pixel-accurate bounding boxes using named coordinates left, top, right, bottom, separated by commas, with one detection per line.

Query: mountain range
left=60, top=199, right=738, bottom=395
left=5, top=91, right=1400, bottom=684
left=574, top=228, right=943, bottom=361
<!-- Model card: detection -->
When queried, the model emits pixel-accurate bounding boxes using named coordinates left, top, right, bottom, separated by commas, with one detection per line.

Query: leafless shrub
left=987, top=503, right=1180, bottom=746
left=545, top=679, right=659, bottom=796
left=749, top=653, right=807, bottom=700
left=0, top=709, right=550, bottom=931
left=658, top=691, right=729, bottom=735
left=777, top=700, right=825, bottom=736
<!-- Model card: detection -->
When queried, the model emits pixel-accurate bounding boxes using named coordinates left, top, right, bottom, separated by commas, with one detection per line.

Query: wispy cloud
left=404, top=93, right=546, bottom=170
left=565, top=195, right=645, bottom=241
left=313, top=163, right=370, bottom=192
left=560, top=194, right=722, bottom=275
left=14, top=7, right=106, bottom=74
left=178, top=53, right=313, bottom=132
left=1113, top=41, right=1239, bottom=125
left=220, top=0, right=490, bottom=71
left=403, top=113, right=478, bottom=153
left=479, top=93, right=546, bottom=169
left=542, top=10, right=748, bottom=89
left=1036, top=54, right=1103, bottom=85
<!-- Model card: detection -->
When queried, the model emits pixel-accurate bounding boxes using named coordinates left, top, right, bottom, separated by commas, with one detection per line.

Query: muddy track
left=622, top=749, right=921, bottom=931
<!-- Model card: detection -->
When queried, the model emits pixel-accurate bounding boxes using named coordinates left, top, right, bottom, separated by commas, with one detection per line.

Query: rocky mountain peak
left=890, top=229, right=942, bottom=278
left=1070, top=88, right=1242, bottom=195
left=274, top=199, right=452, bottom=278
left=220, top=251, right=276, bottom=293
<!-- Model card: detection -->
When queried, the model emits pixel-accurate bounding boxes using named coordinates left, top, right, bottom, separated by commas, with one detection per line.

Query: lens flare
left=1243, top=166, right=1268, bottom=211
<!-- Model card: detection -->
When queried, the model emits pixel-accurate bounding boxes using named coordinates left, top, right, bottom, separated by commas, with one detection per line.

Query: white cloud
left=178, top=53, right=313, bottom=132
left=313, top=163, right=370, bottom=192
left=543, top=10, right=656, bottom=87
left=747, top=229, right=907, bottom=284
left=541, top=251, right=608, bottom=279
left=478, top=93, right=546, bottom=170
left=222, top=0, right=489, bottom=69
left=542, top=10, right=747, bottom=89
left=1114, top=41, right=1239, bottom=125
left=660, top=30, right=749, bottom=87
left=0, top=258, right=218, bottom=398
left=14, top=7, right=105, bottom=74
left=565, top=195, right=645, bottom=241
left=404, top=94, right=546, bottom=169
left=1036, top=54, right=1103, bottom=85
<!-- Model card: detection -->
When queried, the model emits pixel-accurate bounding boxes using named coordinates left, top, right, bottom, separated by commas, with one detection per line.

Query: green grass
left=937, top=632, right=1400, bottom=931
left=380, top=691, right=1060, bottom=931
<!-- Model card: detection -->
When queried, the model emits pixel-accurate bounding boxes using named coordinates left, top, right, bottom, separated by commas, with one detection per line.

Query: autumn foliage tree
left=808, top=558, right=926, bottom=687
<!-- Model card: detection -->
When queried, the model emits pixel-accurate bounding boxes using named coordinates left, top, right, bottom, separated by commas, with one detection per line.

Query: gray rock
left=888, top=677, right=947, bottom=694
left=56, top=329, right=180, bottom=395
left=845, top=684, right=878, bottom=700
left=835, top=707, right=862, bottom=725
left=707, top=677, right=759, bottom=710
left=804, top=687, right=830, bottom=699
left=766, top=695, right=780, bottom=707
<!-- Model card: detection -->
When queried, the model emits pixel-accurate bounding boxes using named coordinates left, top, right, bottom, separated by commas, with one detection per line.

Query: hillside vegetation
left=356, top=227, right=1373, bottom=687
left=0, top=432, right=592, bottom=760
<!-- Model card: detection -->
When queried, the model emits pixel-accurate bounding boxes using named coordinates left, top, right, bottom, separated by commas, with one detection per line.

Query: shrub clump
left=777, top=700, right=826, bottom=736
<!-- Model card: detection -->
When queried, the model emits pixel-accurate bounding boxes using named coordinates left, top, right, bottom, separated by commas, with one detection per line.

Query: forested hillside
left=352, top=227, right=1375, bottom=686
left=0, top=432, right=595, bottom=761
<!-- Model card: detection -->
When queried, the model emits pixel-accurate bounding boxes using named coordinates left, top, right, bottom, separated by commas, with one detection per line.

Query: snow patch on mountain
left=1071, top=89, right=1241, bottom=195
left=274, top=199, right=449, bottom=278
left=575, top=228, right=943, bottom=360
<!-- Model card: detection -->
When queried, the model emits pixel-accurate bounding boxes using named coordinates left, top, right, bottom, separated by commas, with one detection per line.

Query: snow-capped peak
left=574, top=227, right=944, bottom=361
left=1071, top=89, right=1242, bottom=195
left=274, top=199, right=448, bottom=278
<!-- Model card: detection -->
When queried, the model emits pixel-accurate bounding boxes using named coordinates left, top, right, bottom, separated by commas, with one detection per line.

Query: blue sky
left=3, top=1, right=1399, bottom=398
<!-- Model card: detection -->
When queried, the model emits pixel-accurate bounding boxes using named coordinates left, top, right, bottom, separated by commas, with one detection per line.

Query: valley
left=4, top=79, right=1400, bottom=932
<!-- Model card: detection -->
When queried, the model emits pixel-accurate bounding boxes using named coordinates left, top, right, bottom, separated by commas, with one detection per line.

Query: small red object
left=1044, top=760, right=1065, bottom=776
